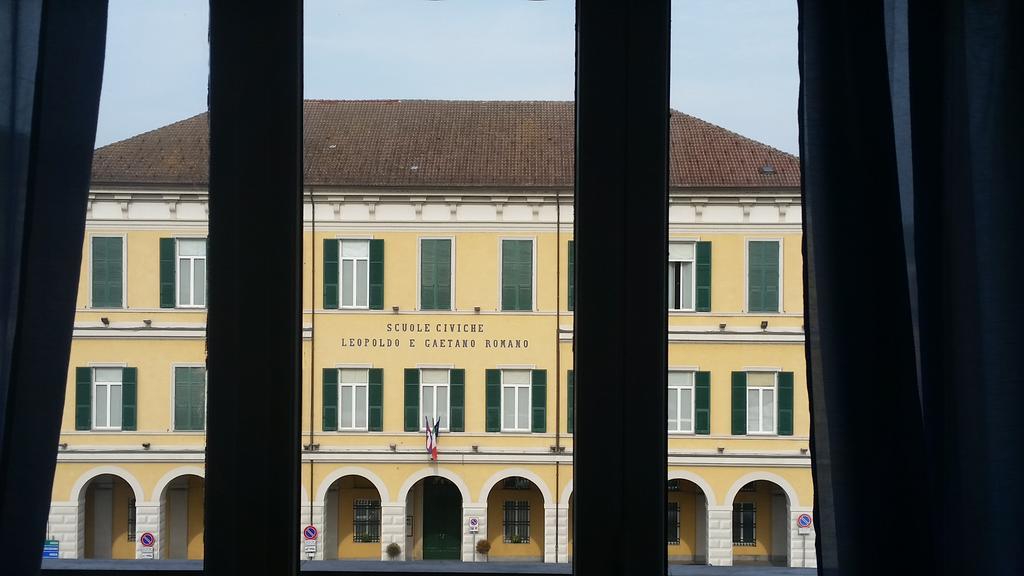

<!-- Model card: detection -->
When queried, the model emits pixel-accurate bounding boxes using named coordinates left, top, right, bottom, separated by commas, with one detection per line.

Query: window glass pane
left=680, top=261, right=693, bottom=309
left=679, top=388, right=693, bottom=430
left=354, top=385, right=367, bottom=428
left=341, top=259, right=353, bottom=306
left=194, top=259, right=206, bottom=306
left=503, top=370, right=530, bottom=386
left=667, top=388, right=678, bottom=430
left=178, top=238, right=205, bottom=256
left=342, top=239, right=369, bottom=258
left=356, top=259, right=368, bottom=307
left=340, top=368, right=368, bottom=384
left=668, top=242, right=694, bottom=260
left=109, top=385, right=122, bottom=428
left=340, top=385, right=353, bottom=428
left=94, top=367, right=123, bottom=383
left=503, top=387, right=515, bottom=428
left=747, top=389, right=760, bottom=431
left=517, top=386, right=529, bottom=429
left=668, top=371, right=693, bottom=387
left=178, top=258, right=191, bottom=305
left=95, top=386, right=108, bottom=427
left=437, top=387, right=449, bottom=429
left=421, top=369, right=449, bottom=385
left=747, top=372, right=775, bottom=387
left=763, top=389, right=775, bottom=431
left=668, top=263, right=678, bottom=309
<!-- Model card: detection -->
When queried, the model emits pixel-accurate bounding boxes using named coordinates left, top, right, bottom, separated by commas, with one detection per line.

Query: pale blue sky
left=96, top=0, right=798, bottom=154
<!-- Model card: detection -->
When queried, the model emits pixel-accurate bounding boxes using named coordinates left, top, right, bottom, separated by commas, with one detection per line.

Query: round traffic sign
left=469, top=517, right=479, bottom=528
left=140, top=532, right=156, bottom=547
left=796, top=513, right=813, bottom=528
left=303, top=525, right=319, bottom=540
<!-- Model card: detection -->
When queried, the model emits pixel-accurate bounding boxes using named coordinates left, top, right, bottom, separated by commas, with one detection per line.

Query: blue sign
left=140, top=532, right=155, bottom=547
left=303, top=525, right=318, bottom=540
left=796, top=513, right=813, bottom=528
left=42, top=539, right=59, bottom=559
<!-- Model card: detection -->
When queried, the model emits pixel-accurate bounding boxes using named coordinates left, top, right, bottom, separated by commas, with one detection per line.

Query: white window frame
left=338, top=368, right=370, bottom=432
left=667, top=370, right=696, bottom=434
left=91, top=366, right=124, bottom=431
left=668, top=241, right=696, bottom=312
left=744, top=238, right=784, bottom=314
left=420, top=368, right=451, bottom=432
left=497, top=237, right=537, bottom=312
left=500, top=369, right=532, bottom=432
left=175, top=238, right=207, bottom=308
left=170, top=363, right=207, bottom=432
left=88, top=234, right=127, bottom=310
left=339, top=238, right=371, bottom=310
left=746, top=371, right=778, bottom=435
left=417, top=236, right=456, bottom=311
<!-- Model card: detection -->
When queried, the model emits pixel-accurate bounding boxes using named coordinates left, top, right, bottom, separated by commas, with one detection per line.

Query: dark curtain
left=0, top=0, right=108, bottom=572
left=800, top=1, right=1024, bottom=574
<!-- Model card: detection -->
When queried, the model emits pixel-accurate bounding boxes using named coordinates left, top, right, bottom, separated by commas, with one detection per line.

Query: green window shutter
left=531, top=369, right=547, bottom=433
left=323, top=239, right=339, bottom=310
left=695, top=241, right=712, bottom=312
left=731, top=372, right=747, bottom=435
left=91, top=237, right=123, bottom=308
left=777, top=371, right=794, bottom=436
left=322, top=368, right=338, bottom=431
left=519, top=241, right=533, bottom=311
left=404, top=368, right=420, bottom=431
left=501, top=241, right=515, bottom=310
left=368, top=368, right=383, bottom=432
left=192, top=369, right=206, bottom=431
left=121, top=367, right=137, bottom=431
left=420, top=239, right=452, bottom=311
left=159, top=238, right=176, bottom=308
left=174, top=367, right=206, bottom=431
left=369, top=239, right=385, bottom=310
left=485, top=369, right=501, bottom=432
left=567, top=370, right=574, bottom=434
left=748, top=241, right=780, bottom=313
left=502, top=240, right=532, bottom=311
left=75, top=367, right=92, bottom=430
left=695, top=371, right=711, bottom=435
left=567, top=241, right=575, bottom=311
left=764, top=241, right=780, bottom=312
left=449, top=368, right=465, bottom=432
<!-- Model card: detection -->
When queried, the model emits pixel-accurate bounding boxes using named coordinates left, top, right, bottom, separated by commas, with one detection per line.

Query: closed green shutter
left=748, top=241, right=780, bottom=313
left=485, top=369, right=501, bottom=432
left=323, top=239, right=339, bottom=310
left=695, top=241, right=712, bottom=312
left=421, top=239, right=452, bottom=311
left=695, top=371, right=711, bottom=435
left=567, top=370, right=574, bottom=434
left=404, top=368, right=420, bottom=431
left=75, top=367, right=92, bottom=430
left=174, top=367, right=206, bottom=431
left=91, top=237, right=123, bottom=308
left=449, top=368, right=465, bottom=431
left=369, top=239, right=384, bottom=310
left=368, top=368, right=383, bottom=432
left=731, top=372, right=747, bottom=435
left=531, top=369, right=547, bottom=433
left=159, top=238, right=176, bottom=308
left=322, top=368, right=338, bottom=431
left=777, top=371, right=794, bottom=436
left=121, top=367, right=137, bottom=431
left=567, top=240, right=575, bottom=311
left=502, top=240, right=533, bottom=311
left=764, top=241, right=780, bottom=312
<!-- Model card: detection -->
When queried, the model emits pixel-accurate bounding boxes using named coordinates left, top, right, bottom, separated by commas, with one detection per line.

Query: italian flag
left=425, top=416, right=439, bottom=461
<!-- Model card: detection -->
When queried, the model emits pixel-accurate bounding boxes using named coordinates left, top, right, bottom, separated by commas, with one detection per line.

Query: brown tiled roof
left=90, top=100, right=800, bottom=189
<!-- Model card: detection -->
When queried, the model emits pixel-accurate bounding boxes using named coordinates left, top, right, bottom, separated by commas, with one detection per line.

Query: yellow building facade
left=46, top=100, right=815, bottom=567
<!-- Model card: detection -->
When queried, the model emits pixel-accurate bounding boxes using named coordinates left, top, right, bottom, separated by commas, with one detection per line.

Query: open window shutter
left=121, top=367, right=137, bottom=431
left=323, top=239, right=338, bottom=310
left=159, top=238, right=176, bottom=308
left=531, top=369, right=547, bottom=433
left=777, top=371, right=794, bottom=435
left=764, top=241, right=780, bottom=312
left=75, top=367, right=92, bottom=430
left=404, top=368, right=419, bottom=431
left=449, top=368, right=465, bottom=431
left=731, top=371, right=747, bottom=435
left=322, top=368, right=338, bottom=431
left=368, top=368, right=383, bottom=432
left=568, top=240, right=575, bottom=311
left=567, top=370, right=575, bottom=434
left=485, top=369, right=501, bottom=432
left=696, top=241, right=712, bottom=312
left=369, top=239, right=384, bottom=310
left=695, top=371, right=711, bottom=434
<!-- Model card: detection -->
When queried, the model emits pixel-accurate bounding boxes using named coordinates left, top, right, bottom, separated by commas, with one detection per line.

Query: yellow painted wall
left=334, top=476, right=381, bottom=559
left=110, top=478, right=134, bottom=559
left=187, top=477, right=205, bottom=560
left=485, top=483, right=544, bottom=559
left=667, top=481, right=698, bottom=559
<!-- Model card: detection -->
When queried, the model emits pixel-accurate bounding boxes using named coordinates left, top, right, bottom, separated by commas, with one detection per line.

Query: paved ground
left=42, top=559, right=816, bottom=575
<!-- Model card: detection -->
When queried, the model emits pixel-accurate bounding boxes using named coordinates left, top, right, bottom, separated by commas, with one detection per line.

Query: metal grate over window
left=127, top=498, right=136, bottom=542
left=667, top=502, right=680, bottom=545
left=503, top=500, right=530, bottom=543
left=732, top=502, right=756, bottom=546
left=353, top=499, right=381, bottom=543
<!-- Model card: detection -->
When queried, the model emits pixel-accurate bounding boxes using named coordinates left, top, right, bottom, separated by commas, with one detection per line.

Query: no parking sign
left=796, top=513, right=813, bottom=534
left=303, top=525, right=318, bottom=557
left=139, top=532, right=155, bottom=559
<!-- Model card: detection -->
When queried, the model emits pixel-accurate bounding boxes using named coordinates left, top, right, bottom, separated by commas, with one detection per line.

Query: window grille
left=667, top=502, right=680, bottom=544
left=503, top=500, right=530, bottom=543
left=127, top=498, right=136, bottom=542
left=502, top=476, right=532, bottom=490
left=732, top=502, right=756, bottom=546
left=353, top=499, right=381, bottom=543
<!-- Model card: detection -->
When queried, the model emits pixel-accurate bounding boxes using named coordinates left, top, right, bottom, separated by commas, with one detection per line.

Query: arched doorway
left=666, top=478, right=709, bottom=564
left=730, top=480, right=789, bottom=565
left=80, top=474, right=137, bottom=559
left=323, top=475, right=382, bottom=560
left=406, top=476, right=462, bottom=560
left=483, top=476, right=545, bottom=561
left=159, top=475, right=204, bottom=559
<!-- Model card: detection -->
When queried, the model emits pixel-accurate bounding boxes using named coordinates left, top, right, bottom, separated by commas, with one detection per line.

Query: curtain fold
left=801, top=0, right=1024, bottom=573
left=0, top=0, right=108, bottom=570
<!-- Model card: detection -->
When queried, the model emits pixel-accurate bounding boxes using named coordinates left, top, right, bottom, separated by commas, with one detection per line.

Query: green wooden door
left=422, top=478, right=461, bottom=560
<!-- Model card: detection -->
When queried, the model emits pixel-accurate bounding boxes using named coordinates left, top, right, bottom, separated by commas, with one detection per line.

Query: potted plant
left=386, top=542, right=401, bottom=560
left=476, top=538, right=491, bottom=561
